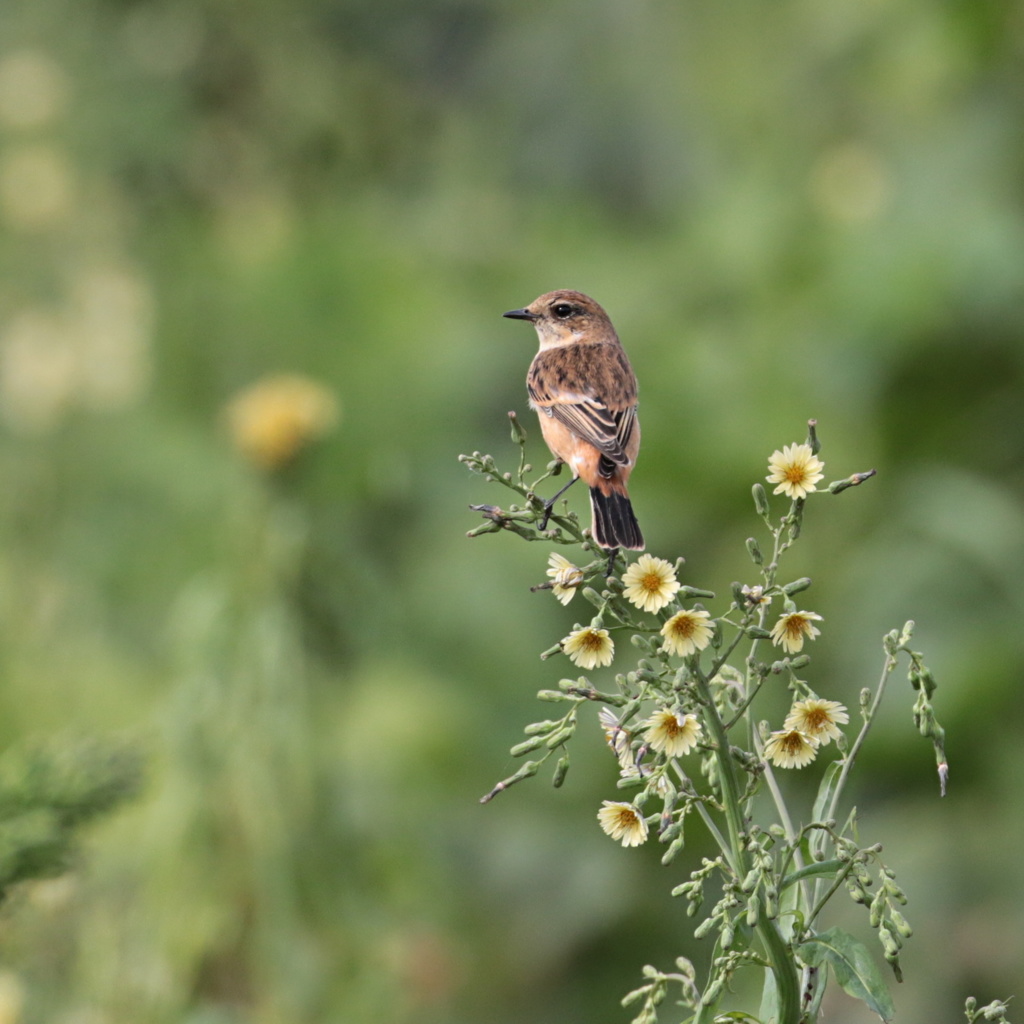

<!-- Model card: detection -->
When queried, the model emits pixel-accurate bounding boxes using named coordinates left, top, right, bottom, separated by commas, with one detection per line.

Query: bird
left=503, top=289, right=644, bottom=554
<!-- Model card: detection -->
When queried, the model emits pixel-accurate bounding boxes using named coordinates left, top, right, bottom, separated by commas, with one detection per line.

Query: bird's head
left=503, top=290, right=616, bottom=348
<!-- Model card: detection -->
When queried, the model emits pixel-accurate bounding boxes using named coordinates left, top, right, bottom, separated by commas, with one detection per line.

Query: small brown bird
left=503, top=290, right=644, bottom=552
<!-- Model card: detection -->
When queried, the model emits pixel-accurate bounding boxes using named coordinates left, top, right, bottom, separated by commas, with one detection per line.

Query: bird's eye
left=552, top=303, right=574, bottom=319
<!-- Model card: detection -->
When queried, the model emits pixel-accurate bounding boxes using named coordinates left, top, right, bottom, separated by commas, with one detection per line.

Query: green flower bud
left=524, top=720, right=559, bottom=735
left=746, top=537, right=763, bottom=565
left=890, top=909, right=913, bottom=938
left=806, top=418, right=820, bottom=454
left=782, top=577, right=812, bottom=595
left=752, top=483, right=770, bottom=516
left=701, top=977, right=724, bottom=1006
left=544, top=726, right=575, bottom=748
left=551, top=754, right=570, bottom=788
left=746, top=895, right=760, bottom=927
left=510, top=736, right=546, bottom=757
left=661, top=837, right=685, bottom=865
left=508, top=410, right=527, bottom=444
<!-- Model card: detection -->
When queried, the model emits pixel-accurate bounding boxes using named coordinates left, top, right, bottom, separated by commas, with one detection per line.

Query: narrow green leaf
left=758, top=967, right=778, bottom=1024
left=781, top=859, right=845, bottom=891
left=812, top=760, right=843, bottom=823
left=796, top=927, right=895, bottom=1022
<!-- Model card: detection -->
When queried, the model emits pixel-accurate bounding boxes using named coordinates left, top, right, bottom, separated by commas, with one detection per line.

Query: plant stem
left=693, top=671, right=801, bottom=1024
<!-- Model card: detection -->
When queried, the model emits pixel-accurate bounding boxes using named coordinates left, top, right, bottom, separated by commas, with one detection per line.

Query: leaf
left=758, top=967, right=778, bottom=1024
left=780, top=858, right=845, bottom=891
left=812, top=759, right=843, bottom=823
left=796, top=927, right=895, bottom=1022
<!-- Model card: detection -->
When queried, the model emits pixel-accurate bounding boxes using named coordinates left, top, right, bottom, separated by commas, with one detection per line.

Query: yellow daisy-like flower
left=226, top=374, right=339, bottom=470
left=643, top=709, right=703, bottom=757
left=546, top=552, right=584, bottom=605
left=562, top=626, right=614, bottom=670
left=784, top=699, right=848, bottom=746
left=621, top=554, right=681, bottom=614
left=766, top=443, right=825, bottom=500
left=769, top=610, right=823, bottom=654
left=764, top=729, right=818, bottom=769
left=597, top=801, right=649, bottom=847
left=660, top=609, right=714, bottom=657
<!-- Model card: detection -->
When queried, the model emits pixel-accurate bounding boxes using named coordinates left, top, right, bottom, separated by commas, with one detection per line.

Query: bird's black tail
left=590, top=486, right=644, bottom=551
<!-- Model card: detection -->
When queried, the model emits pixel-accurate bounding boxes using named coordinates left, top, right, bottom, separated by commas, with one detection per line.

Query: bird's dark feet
left=535, top=475, right=579, bottom=532
left=605, top=548, right=619, bottom=577
left=538, top=500, right=555, bottom=531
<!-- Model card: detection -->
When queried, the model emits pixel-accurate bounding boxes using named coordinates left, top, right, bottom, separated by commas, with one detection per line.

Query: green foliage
left=0, top=0, right=1021, bottom=1020
left=0, top=736, right=142, bottom=895
left=464, top=421, right=1004, bottom=1023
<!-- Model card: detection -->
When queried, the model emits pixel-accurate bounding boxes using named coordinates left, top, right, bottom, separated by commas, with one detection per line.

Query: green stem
left=693, top=671, right=801, bottom=1024
left=817, top=652, right=895, bottom=855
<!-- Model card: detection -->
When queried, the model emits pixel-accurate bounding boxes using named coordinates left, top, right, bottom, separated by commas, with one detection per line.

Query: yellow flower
left=766, top=443, right=825, bottom=500
left=226, top=374, right=339, bottom=469
left=764, top=729, right=818, bottom=768
left=562, top=626, right=614, bottom=670
left=660, top=609, right=714, bottom=657
left=597, top=801, right=649, bottom=847
left=784, top=699, right=848, bottom=745
left=769, top=611, right=823, bottom=654
left=546, top=552, right=584, bottom=605
left=621, top=554, right=681, bottom=614
left=643, top=709, right=703, bottom=757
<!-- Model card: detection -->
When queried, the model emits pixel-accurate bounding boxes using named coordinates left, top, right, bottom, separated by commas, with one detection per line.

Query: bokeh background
left=0, top=0, right=1022, bottom=1021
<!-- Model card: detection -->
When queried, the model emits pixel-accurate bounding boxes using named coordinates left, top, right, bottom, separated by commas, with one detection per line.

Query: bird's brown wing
left=528, top=345, right=637, bottom=468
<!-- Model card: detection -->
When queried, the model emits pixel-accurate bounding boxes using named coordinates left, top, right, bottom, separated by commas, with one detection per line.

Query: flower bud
left=661, top=837, right=685, bottom=865
left=752, top=483, right=770, bottom=517
left=552, top=754, right=570, bottom=788
left=806, top=418, right=820, bottom=454
left=878, top=925, right=901, bottom=958
left=524, top=720, right=559, bottom=735
left=782, top=577, right=812, bottom=596
left=701, top=977, right=724, bottom=1006
left=890, top=909, right=913, bottom=938
left=544, top=726, right=575, bottom=748
left=746, top=894, right=760, bottom=927
left=508, top=410, right=527, bottom=444
left=510, top=736, right=545, bottom=757
left=746, top=537, right=763, bottom=565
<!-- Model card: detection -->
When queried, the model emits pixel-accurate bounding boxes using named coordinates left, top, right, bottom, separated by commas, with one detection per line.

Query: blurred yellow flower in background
left=226, top=374, right=340, bottom=470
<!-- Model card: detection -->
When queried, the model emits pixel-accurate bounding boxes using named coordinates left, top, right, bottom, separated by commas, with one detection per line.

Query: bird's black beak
left=503, top=308, right=539, bottom=321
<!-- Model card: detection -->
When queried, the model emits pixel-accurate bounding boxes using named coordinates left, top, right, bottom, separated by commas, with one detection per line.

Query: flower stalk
left=463, top=418, right=984, bottom=1023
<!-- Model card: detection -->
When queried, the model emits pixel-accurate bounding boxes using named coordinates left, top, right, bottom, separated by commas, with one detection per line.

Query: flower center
left=783, top=732, right=804, bottom=753
left=641, top=572, right=661, bottom=592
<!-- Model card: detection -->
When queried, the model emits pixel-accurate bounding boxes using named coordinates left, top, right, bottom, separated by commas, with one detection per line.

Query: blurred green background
left=0, top=0, right=1022, bottom=1021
